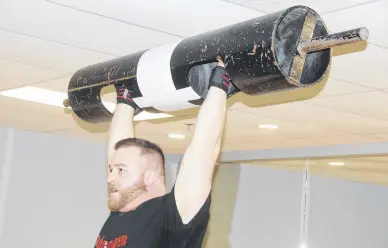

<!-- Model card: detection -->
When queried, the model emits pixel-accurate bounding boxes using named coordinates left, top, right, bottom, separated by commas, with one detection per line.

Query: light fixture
left=0, top=86, right=67, bottom=107
left=258, top=124, right=279, bottom=129
left=167, top=133, right=186, bottom=139
left=0, top=86, right=173, bottom=121
left=328, top=162, right=344, bottom=166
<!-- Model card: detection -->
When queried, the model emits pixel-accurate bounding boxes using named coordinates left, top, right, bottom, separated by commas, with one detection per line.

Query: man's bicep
left=173, top=143, right=217, bottom=224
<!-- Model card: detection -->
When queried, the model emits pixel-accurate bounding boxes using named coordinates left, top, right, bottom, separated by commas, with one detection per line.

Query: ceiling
left=0, top=0, right=388, bottom=155
left=234, top=154, right=388, bottom=186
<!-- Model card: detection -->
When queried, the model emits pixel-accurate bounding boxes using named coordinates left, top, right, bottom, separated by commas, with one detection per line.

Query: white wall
left=225, top=164, right=388, bottom=248
left=1, top=126, right=388, bottom=248
left=308, top=175, right=388, bottom=248
left=0, top=127, right=109, bottom=247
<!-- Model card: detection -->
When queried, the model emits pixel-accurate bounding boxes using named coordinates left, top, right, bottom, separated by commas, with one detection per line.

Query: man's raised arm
left=174, top=58, right=230, bottom=224
left=106, top=84, right=142, bottom=165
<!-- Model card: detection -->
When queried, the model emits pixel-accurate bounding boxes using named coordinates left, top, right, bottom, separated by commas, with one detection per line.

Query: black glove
left=209, top=66, right=232, bottom=93
left=115, top=84, right=142, bottom=115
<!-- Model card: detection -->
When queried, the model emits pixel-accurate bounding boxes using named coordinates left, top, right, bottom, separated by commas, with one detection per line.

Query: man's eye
left=119, top=168, right=124, bottom=172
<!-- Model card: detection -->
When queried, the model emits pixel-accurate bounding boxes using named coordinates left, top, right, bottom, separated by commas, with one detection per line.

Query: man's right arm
left=106, top=84, right=141, bottom=165
left=107, top=104, right=135, bottom=164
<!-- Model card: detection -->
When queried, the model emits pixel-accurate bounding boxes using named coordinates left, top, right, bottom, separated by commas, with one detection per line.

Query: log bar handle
left=298, top=27, right=369, bottom=54
left=63, top=99, right=70, bottom=107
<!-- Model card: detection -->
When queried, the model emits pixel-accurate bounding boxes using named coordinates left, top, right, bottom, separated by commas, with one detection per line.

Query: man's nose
left=107, top=171, right=116, bottom=183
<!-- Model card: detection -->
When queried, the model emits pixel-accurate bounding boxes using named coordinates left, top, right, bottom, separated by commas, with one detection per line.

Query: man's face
left=107, top=147, right=145, bottom=212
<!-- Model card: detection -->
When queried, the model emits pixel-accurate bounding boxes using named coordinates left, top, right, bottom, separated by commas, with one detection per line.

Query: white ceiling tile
left=48, top=127, right=108, bottom=141
left=329, top=44, right=388, bottom=89
left=223, top=137, right=319, bottom=151
left=34, top=76, right=73, bottom=92
left=0, top=29, right=115, bottom=73
left=226, top=0, right=372, bottom=15
left=322, top=0, right=388, bottom=47
left=0, top=0, right=181, bottom=56
left=236, top=101, right=388, bottom=134
left=46, top=0, right=264, bottom=37
left=0, top=59, right=68, bottom=90
left=315, top=77, right=372, bottom=98
left=308, top=91, right=388, bottom=121
left=0, top=95, right=104, bottom=132
left=227, top=109, right=345, bottom=140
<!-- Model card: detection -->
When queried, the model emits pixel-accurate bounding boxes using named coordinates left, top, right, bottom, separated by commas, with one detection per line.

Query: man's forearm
left=191, top=87, right=226, bottom=151
left=107, top=104, right=135, bottom=164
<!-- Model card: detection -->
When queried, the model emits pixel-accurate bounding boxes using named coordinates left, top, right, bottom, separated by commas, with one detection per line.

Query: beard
left=107, top=178, right=146, bottom=212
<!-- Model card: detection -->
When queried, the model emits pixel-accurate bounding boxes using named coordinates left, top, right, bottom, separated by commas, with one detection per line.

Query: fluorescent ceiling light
left=328, top=162, right=344, bottom=166
left=168, top=133, right=186, bottom=139
left=258, top=124, right=279, bottom=129
left=0, top=86, right=67, bottom=107
left=0, top=86, right=173, bottom=121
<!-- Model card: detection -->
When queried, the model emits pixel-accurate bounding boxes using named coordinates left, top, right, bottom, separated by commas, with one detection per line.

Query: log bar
left=64, top=5, right=369, bottom=123
left=298, top=27, right=369, bottom=53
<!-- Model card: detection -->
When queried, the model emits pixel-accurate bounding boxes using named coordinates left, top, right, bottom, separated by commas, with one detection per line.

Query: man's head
left=107, top=138, right=166, bottom=212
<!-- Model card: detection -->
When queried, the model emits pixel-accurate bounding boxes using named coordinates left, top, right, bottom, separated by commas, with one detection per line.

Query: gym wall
left=0, top=126, right=388, bottom=248
left=0, top=126, right=109, bottom=247
left=211, top=164, right=388, bottom=248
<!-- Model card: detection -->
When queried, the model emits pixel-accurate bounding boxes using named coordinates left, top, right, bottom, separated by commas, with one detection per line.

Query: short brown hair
left=115, top=137, right=165, bottom=168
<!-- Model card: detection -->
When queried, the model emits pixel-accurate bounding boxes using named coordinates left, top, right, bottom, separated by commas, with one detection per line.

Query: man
left=95, top=57, right=231, bottom=248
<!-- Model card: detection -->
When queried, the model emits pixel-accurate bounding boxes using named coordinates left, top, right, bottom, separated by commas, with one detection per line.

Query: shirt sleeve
left=161, top=184, right=211, bottom=235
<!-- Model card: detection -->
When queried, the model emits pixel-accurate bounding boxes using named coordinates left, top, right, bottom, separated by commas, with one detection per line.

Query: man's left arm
left=174, top=59, right=230, bottom=224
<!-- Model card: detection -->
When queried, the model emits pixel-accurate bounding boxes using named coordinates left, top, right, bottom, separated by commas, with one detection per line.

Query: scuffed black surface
left=171, top=5, right=331, bottom=96
left=66, top=5, right=334, bottom=123
left=170, top=9, right=284, bottom=96
left=67, top=50, right=145, bottom=123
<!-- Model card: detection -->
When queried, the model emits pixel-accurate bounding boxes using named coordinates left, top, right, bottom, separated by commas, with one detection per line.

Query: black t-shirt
left=95, top=187, right=211, bottom=248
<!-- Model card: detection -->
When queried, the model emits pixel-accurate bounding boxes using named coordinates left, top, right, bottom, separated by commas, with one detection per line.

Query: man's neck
left=119, top=187, right=167, bottom=212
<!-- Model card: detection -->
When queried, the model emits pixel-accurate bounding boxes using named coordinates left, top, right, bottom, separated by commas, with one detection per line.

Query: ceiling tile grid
left=233, top=101, right=388, bottom=134
left=328, top=44, right=388, bottom=89
left=321, top=0, right=388, bottom=47
left=32, top=75, right=75, bottom=92
left=314, top=78, right=373, bottom=98
left=306, top=90, right=388, bottom=121
left=0, top=0, right=181, bottom=56
left=0, top=0, right=387, bottom=154
left=222, top=0, right=375, bottom=14
left=0, top=96, right=104, bottom=131
left=0, top=29, right=115, bottom=74
left=0, top=59, right=69, bottom=90
left=44, top=0, right=264, bottom=37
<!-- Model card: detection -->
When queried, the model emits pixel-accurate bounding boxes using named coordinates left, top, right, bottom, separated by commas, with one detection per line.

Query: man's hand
left=174, top=57, right=230, bottom=224
left=208, top=56, right=232, bottom=93
left=115, top=84, right=143, bottom=115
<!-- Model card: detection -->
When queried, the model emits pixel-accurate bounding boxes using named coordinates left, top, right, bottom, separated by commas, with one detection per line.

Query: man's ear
left=144, top=169, right=157, bottom=186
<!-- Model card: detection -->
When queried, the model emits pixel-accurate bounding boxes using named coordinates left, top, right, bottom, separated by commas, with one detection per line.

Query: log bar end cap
left=63, top=99, right=70, bottom=107
left=359, top=27, right=369, bottom=40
